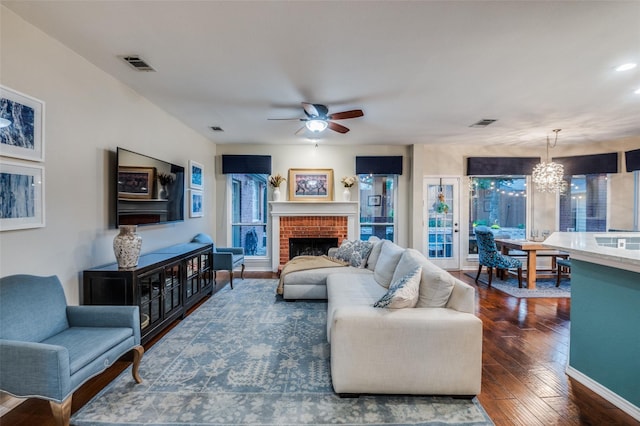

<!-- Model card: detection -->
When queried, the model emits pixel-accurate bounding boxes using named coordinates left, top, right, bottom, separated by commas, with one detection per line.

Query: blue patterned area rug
left=465, top=271, right=571, bottom=298
left=72, top=279, right=493, bottom=426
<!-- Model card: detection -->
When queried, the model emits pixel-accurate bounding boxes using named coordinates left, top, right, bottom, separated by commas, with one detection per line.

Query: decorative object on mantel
left=288, top=168, right=334, bottom=201
left=113, top=225, right=142, bottom=269
left=341, top=175, right=357, bottom=201
left=532, top=129, right=567, bottom=193
left=157, top=172, right=175, bottom=199
left=269, top=173, right=286, bottom=201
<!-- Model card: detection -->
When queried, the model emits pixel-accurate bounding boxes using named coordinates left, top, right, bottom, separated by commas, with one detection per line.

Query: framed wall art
left=0, top=160, right=45, bottom=231
left=117, top=166, right=156, bottom=199
left=189, top=190, right=203, bottom=217
left=288, top=168, right=334, bottom=201
left=368, top=195, right=382, bottom=206
left=189, top=160, right=203, bottom=190
left=0, top=85, right=45, bottom=162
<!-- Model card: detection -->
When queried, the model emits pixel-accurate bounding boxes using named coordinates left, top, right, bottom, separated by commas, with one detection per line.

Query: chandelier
left=532, top=129, right=566, bottom=193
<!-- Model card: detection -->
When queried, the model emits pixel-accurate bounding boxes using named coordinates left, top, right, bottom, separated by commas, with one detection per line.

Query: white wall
left=0, top=7, right=217, bottom=305
left=214, top=143, right=411, bottom=248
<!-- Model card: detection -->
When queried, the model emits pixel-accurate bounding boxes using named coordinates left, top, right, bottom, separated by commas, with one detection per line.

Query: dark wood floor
left=2, top=271, right=638, bottom=425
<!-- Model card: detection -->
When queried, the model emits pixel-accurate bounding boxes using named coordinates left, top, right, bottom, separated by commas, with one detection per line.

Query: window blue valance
left=221, top=155, right=272, bottom=174
left=625, top=149, right=640, bottom=172
left=355, top=156, right=403, bottom=175
left=553, top=152, right=618, bottom=175
left=466, top=157, right=540, bottom=176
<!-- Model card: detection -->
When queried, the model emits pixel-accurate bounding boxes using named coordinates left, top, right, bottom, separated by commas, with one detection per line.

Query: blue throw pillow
left=373, top=266, right=422, bottom=309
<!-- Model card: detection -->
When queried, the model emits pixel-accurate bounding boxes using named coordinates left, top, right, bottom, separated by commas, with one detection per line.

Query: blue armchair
left=474, top=226, right=523, bottom=287
left=192, top=233, right=245, bottom=289
left=0, top=275, right=143, bottom=426
left=213, top=247, right=245, bottom=289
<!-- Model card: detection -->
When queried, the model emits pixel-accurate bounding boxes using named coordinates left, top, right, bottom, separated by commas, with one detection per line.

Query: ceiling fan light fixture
left=306, top=119, right=328, bottom=132
left=0, top=117, right=11, bottom=128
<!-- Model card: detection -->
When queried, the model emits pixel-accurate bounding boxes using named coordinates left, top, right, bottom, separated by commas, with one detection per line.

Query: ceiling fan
left=269, top=102, right=364, bottom=134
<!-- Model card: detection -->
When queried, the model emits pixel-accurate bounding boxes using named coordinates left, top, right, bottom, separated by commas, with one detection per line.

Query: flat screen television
left=116, top=147, right=185, bottom=227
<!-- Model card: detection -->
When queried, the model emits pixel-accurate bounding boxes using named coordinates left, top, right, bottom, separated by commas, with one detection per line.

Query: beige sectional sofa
left=280, top=239, right=483, bottom=396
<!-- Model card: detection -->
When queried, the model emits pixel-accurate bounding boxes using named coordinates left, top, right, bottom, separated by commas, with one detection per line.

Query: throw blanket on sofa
left=277, top=255, right=348, bottom=295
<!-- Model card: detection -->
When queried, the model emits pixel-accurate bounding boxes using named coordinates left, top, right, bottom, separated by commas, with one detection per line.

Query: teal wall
left=570, top=260, right=640, bottom=407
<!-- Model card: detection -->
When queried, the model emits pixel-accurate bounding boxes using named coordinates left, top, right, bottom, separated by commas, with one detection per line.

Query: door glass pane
left=231, top=174, right=268, bottom=256
left=426, top=184, right=453, bottom=259
left=359, top=175, right=396, bottom=241
left=469, top=177, right=527, bottom=254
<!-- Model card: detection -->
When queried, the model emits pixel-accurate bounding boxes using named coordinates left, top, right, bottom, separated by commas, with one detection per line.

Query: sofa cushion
left=365, top=239, right=386, bottom=271
left=373, top=241, right=405, bottom=288
left=334, top=240, right=374, bottom=268
left=373, top=266, right=421, bottom=309
left=416, top=269, right=457, bottom=308
left=42, top=327, right=134, bottom=375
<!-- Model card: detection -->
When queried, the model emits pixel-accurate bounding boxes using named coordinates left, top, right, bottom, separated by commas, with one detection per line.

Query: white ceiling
left=3, top=1, right=640, bottom=147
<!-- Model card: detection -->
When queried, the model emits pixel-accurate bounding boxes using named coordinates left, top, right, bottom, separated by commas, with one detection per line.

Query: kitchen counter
left=543, top=231, right=640, bottom=273
left=543, top=231, right=640, bottom=421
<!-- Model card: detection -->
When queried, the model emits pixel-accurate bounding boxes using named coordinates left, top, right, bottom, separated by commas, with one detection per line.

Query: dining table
left=493, top=238, right=568, bottom=290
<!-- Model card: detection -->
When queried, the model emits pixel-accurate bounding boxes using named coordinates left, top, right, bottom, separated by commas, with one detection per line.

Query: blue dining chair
left=474, top=226, right=523, bottom=287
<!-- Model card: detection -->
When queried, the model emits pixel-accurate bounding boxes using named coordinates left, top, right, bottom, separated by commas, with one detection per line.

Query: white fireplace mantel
left=269, top=201, right=359, bottom=271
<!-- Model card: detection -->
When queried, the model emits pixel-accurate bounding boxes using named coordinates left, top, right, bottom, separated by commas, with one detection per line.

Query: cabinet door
left=199, top=251, right=212, bottom=291
left=139, top=270, right=162, bottom=331
left=164, top=262, right=182, bottom=316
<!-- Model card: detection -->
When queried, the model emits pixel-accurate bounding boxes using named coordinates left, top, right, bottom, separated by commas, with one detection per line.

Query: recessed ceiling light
left=615, top=63, right=637, bottom=72
left=635, top=87, right=640, bottom=94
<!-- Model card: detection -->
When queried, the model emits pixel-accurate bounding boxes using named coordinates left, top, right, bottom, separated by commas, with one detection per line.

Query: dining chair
left=474, top=226, right=523, bottom=287
left=556, top=258, right=571, bottom=287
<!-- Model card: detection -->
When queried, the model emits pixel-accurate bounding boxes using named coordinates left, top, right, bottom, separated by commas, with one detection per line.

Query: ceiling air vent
left=210, top=126, right=224, bottom=132
left=120, top=55, right=156, bottom=72
left=470, top=119, right=498, bottom=128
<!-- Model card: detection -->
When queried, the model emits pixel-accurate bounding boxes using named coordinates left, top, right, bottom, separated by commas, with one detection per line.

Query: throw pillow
left=350, top=240, right=374, bottom=268
left=333, top=239, right=373, bottom=268
left=416, top=269, right=456, bottom=308
left=373, top=266, right=422, bottom=309
left=365, top=239, right=386, bottom=271
left=333, top=239, right=354, bottom=262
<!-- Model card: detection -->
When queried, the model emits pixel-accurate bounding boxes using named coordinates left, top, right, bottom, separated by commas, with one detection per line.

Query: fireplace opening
left=289, top=238, right=338, bottom=259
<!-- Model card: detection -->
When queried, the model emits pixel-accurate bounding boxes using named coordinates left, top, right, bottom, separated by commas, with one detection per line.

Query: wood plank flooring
left=1, top=271, right=638, bottom=425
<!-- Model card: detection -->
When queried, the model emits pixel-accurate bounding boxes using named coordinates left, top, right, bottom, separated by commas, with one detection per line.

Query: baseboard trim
left=566, top=366, right=640, bottom=421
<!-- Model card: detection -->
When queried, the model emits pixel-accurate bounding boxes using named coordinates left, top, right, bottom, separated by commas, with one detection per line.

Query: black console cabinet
left=83, top=242, right=213, bottom=344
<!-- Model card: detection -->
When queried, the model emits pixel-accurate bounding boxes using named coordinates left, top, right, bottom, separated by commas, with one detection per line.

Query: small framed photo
left=189, top=190, right=203, bottom=217
left=288, top=168, right=334, bottom=201
left=189, top=160, right=203, bottom=190
left=118, top=166, right=155, bottom=199
left=368, top=195, right=381, bottom=206
left=0, top=160, right=45, bottom=231
left=0, top=85, right=45, bottom=162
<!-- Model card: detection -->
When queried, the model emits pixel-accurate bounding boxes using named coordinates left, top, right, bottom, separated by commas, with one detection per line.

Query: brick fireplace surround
left=269, top=201, right=358, bottom=271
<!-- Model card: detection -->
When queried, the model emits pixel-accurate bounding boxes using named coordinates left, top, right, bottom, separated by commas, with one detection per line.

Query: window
left=359, top=175, right=397, bottom=241
left=469, top=176, right=527, bottom=254
left=558, top=174, right=608, bottom=232
left=230, top=174, right=267, bottom=256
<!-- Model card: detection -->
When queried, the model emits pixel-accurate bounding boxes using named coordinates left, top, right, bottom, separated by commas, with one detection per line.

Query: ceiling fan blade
left=327, top=121, right=350, bottom=134
left=302, top=102, right=329, bottom=118
left=294, top=126, right=307, bottom=135
left=268, top=117, right=305, bottom=121
left=328, top=109, right=364, bottom=120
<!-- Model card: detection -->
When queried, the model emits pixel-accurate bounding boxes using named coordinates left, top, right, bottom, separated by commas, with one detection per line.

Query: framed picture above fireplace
left=288, top=168, right=334, bottom=201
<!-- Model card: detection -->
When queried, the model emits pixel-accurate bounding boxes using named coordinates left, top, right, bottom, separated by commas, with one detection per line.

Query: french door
left=423, top=177, right=460, bottom=270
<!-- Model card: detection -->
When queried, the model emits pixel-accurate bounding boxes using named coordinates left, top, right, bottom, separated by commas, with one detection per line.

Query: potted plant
left=269, top=173, right=286, bottom=201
